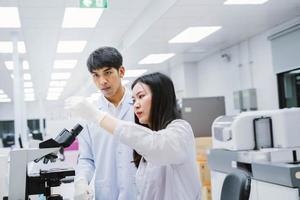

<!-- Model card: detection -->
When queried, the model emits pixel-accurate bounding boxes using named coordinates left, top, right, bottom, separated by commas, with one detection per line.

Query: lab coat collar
left=98, top=87, right=133, bottom=119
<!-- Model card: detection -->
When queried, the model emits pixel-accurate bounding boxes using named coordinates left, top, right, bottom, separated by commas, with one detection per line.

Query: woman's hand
left=64, top=96, right=106, bottom=125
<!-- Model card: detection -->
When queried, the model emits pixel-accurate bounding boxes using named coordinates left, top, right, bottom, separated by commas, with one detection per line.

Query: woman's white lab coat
left=114, top=119, right=201, bottom=200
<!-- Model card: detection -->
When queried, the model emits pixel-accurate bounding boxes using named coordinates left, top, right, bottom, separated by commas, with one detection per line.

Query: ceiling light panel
left=138, top=53, right=175, bottom=64
left=24, top=88, right=34, bottom=93
left=224, top=0, right=269, bottom=5
left=46, top=93, right=60, bottom=101
left=125, top=69, right=148, bottom=78
left=56, top=41, right=87, bottom=53
left=0, top=94, right=8, bottom=99
left=48, top=88, right=64, bottom=93
left=47, top=92, right=61, bottom=96
left=23, top=73, right=31, bottom=80
left=0, top=89, right=10, bottom=103
left=62, top=8, right=104, bottom=28
left=24, top=82, right=33, bottom=88
left=49, top=81, right=67, bottom=87
left=54, top=60, right=78, bottom=69
left=169, top=26, right=222, bottom=43
left=51, top=73, right=71, bottom=80
left=0, top=41, right=26, bottom=53
left=0, top=7, right=21, bottom=28
left=46, top=96, right=59, bottom=101
left=11, top=73, right=32, bottom=80
left=0, top=98, right=11, bottom=103
left=25, top=93, right=35, bottom=98
left=5, top=60, right=30, bottom=70
left=25, top=98, right=35, bottom=102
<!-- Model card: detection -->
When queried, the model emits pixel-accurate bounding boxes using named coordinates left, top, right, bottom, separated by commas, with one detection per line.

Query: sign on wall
left=80, top=0, right=108, bottom=8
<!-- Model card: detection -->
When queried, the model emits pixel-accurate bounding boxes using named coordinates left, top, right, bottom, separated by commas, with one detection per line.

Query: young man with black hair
left=73, top=47, right=136, bottom=200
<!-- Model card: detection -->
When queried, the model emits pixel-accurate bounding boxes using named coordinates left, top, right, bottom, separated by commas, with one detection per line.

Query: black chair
left=220, top=169, right=251, bottom=200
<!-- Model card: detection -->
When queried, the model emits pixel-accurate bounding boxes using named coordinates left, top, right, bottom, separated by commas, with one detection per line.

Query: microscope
left=4, top=124, right=83, bottom=200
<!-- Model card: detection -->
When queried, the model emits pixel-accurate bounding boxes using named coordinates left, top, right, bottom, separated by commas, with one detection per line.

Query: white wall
left=169, top=59, right=199, bottom=99
left=196, top=30, right=279, bottom=115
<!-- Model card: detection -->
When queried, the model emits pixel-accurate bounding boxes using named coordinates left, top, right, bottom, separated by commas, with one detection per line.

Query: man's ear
left=119, top=66, right=125, bottom=78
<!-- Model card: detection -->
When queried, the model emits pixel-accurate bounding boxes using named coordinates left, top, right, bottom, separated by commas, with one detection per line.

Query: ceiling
left=1, top=0, right=300, bottom=104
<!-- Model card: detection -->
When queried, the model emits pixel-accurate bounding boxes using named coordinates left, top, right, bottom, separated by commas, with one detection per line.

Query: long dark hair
left=131, top=72, right=181, bottom=167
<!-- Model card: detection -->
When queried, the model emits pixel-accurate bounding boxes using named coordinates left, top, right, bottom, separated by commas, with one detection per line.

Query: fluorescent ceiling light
left=0, top=41, right=26, bottom=53
left=0, top=94, right=8, bottom=99
left=11, top=73, right=32, bottom=80
left=24, top=88, right=34, bottom=93
left=169, top=26, right=222, bottom=43
left=224, top=0, right=269, bottom=5
left=5, top=60, right=29, bottom=70
left=23, top=61, right=29, bottom=70
left=46, top=96, right=59, bottom=101
left=25, top=98, right=35, bottom=102
left=62, top=8, right=104, bottom=28
left=5, top=61, right=14, bottom=70
left=139, top=53, right=175, bottom=64
left=24, top=82, right=33, bottom=88
left=24, top=73, right=31, bottom=80
left=51, top=73, right=71, bottom=80
left=25, top=93, right=35, bottom=98
left=0, top=98, right=11, bottom=103
left=48, top=88, right=64, bottom=93
left=54, top=60, right=78, bottom=69
left=57, top=41, right=87, bottom=53
left=46, top=93, right=60, bottom=101
left=125, top=69, right=147, bottom=78
left=0, top=7, right=21, bottom=28
left=47, top=92, right=61, bottom=97
left=49, top=81, right=67, bottom=87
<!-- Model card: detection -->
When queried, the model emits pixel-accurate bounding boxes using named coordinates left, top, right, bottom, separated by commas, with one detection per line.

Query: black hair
left=87, top=46, right=122, bottom=73
left=131, top=72, right=181, bottom=167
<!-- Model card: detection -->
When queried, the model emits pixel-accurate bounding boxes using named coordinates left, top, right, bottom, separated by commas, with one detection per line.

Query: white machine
left=0, top=149, right=10, bottom=199
left=208, top=108, right=300, bottom=200
left=212, top=108, right=300, bottom=150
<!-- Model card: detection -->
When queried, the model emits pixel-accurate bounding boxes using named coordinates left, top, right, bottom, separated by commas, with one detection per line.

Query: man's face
left=91, top=66, right=124, bottom=98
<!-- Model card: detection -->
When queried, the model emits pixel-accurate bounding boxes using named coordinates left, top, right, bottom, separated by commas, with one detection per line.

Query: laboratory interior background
left=1, top=0, right=300, bottom=199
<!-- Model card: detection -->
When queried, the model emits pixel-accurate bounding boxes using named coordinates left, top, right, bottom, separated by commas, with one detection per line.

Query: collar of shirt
left=100, top=87, right=132, bottom=116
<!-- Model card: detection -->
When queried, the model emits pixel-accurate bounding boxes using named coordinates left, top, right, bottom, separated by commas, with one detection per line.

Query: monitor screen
left=181, top=96, right=225, bottom=137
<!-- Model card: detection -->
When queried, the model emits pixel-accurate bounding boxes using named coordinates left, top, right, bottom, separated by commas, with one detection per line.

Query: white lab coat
left=76, top=89, right=137, bottom=200
left=114, top=119, right=201, bottom=200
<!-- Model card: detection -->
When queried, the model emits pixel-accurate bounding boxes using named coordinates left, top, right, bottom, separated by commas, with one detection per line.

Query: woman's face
left=132, top=82, right=152, bottom=126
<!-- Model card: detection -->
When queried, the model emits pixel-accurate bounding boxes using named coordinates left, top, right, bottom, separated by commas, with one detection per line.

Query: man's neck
left=106, top=86, right=125, bottom=107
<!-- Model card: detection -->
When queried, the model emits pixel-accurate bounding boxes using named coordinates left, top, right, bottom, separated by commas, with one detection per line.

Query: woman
left=66, top=72, right=201, bottom=200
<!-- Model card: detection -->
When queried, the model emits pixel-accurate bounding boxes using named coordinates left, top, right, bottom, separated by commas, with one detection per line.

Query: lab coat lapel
left=118, top=93, right=133, bottom=120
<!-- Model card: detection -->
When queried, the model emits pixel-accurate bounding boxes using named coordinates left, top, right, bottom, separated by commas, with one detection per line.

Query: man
left=74, top=47, right=136, bottom=200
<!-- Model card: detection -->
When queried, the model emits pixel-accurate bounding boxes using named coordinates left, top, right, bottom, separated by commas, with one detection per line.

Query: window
left=277, top=68, right=300, bottom=108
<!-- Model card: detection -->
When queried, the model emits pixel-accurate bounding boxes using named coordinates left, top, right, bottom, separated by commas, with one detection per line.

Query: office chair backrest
left=220, top=169, right=251, bottom=200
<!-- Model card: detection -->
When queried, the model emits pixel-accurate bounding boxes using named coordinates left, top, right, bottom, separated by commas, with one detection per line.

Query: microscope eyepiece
left=71, top=124, right=83, bottom=137
left=39, top=123, right=83, bottom=149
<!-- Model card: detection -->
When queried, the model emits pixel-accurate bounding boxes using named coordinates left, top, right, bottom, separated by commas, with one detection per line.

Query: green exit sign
left=80, top=0, right=108, bottom=8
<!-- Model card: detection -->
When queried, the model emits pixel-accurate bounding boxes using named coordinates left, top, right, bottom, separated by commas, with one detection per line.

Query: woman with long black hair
left=66, top=72, right=201, bottom=200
